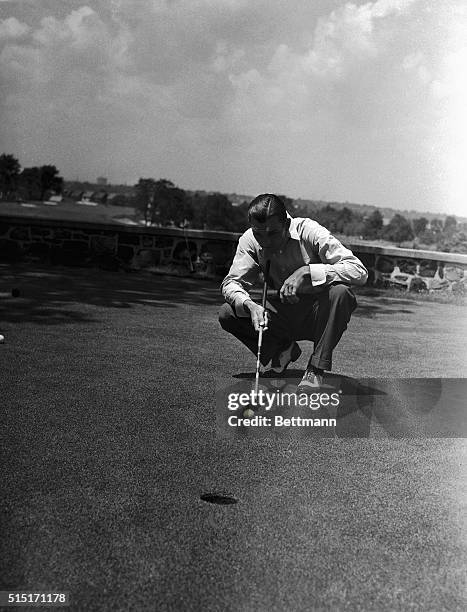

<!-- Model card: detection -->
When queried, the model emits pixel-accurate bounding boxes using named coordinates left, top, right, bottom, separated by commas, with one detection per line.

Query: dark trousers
left=218, top=283, right=357, bottom=371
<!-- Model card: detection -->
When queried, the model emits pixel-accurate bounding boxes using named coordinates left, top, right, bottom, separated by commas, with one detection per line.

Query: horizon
left=60, top=175, right=464, bottom=221
left=1, top=1, right=466, bottom=217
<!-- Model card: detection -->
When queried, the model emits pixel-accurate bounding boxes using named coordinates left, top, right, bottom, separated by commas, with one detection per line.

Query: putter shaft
left=254, top=327, right=264, bottom=395
left=254, top=260, right=270, bottom=396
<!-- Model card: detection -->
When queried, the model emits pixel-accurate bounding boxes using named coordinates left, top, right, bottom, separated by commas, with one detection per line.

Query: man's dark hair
left=248, top=194, right=287, bottom=224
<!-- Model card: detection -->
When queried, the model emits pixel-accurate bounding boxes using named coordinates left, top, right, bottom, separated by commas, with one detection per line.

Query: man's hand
left=279, top=266, right=310, bottom=303
left=244, top=299, right=269, bottom=332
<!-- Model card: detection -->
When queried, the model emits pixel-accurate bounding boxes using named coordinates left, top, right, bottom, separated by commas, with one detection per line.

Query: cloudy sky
left=0, top=0, right=466, bottom=215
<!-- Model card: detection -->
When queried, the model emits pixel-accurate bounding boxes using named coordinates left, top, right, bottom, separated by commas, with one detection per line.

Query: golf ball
left=243, top=408, right=255, bottom=418
left=0, top=334, right=4, bottom=343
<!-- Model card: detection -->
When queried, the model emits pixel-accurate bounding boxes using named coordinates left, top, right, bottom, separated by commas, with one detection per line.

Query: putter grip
left=261, top=260, right=270, bottom=309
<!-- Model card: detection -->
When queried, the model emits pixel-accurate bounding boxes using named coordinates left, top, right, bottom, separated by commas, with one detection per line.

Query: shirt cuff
left=235, top=294, right=252, bottom=317
left=309, top=263, right=327, bottom=287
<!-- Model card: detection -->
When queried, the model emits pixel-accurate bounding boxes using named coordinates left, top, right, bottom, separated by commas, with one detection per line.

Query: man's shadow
left=232, top=371, right=381, bottom=437
left=231, top=372, right=445, bottom=438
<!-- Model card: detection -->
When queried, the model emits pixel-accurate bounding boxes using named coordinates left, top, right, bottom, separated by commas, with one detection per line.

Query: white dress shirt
left=221, top=216, right=368, bottom=316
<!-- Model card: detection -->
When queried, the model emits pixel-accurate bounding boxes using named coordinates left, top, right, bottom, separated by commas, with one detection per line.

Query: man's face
left=250, top=215, right=290, bottom=253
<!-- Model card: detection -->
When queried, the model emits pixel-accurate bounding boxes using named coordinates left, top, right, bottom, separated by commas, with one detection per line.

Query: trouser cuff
left=309, top=355, right=331, bottom=371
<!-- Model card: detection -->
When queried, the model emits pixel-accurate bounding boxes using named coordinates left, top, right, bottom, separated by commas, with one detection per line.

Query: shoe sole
left=296, top=377, right=323, bottom=393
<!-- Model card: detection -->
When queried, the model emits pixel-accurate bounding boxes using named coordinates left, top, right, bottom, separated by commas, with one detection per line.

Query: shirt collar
left=288, top=214, right=300, bottom=240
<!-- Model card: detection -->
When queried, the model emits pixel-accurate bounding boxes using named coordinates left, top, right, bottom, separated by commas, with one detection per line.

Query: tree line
left=1, top=153, right=465, bottom=252
left=134, top=178, right=249, bottom=231
left=299, top=204, right=465, bottom=252
left=0, top=153, right=63, bottom=201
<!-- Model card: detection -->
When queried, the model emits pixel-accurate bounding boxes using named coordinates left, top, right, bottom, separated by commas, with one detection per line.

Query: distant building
left=96, top=177, right=108, bottom=186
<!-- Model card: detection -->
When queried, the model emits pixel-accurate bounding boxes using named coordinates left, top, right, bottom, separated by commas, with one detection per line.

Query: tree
left=191, top=192, right=238, bottom=230
left=277, top=194, right=294, bottom=215
left=39, top=165, right=63, bottom=199
left=230, top=200, right=250, bottom=232
left=383, top=213, right=414, bottom=243
left=431, top=218, right=443, bottom=233
left=153, top=179, right=188, bottom=226
left=314, top=205, right=339, bottom=233
left=134, top=178, right=190, bottom=226
left=208, top=193, right=237, bottom=230
left=417, top=229, right=436, bottom=245
left=134, top=178, right=157, bottom=225
left=443, top=215, right=457, bottom=233
left=362, top=209, right=383, bottom=239
left=18, top=165, right=63, bottom=200
left=344, top=217, right=365, bottom=237
left=18, top=167, right=42, bottom=200
left=334, top=206, right=355, bottom=234
left=0, top=153, right=21, bottom=200
left=412, top=217, right=428, bottom=236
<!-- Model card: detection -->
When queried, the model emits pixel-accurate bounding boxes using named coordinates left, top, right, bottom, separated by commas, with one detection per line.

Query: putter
left=254, top=259, right=271, bottom=397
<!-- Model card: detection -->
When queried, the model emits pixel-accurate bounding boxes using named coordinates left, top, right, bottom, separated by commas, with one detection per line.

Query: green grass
left=355, top=284, right=466, bottom=305
left=0, top=199, right=140, bottom=224
left=0, top=263, right=465, bottom=611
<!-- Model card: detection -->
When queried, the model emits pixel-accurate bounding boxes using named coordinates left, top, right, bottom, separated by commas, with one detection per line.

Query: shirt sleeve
left=302, top=220, right=368, bottom=287
left=221, top=231, right=260, bottom=316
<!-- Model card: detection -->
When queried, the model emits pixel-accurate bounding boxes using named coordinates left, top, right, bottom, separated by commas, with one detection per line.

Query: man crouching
left=218, top=194, right=368, bottom=391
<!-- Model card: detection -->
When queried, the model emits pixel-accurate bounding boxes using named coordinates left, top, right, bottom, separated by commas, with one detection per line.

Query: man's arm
left=221, top=232, right=261, bottom=317
left=279, top=220, right=368, bottom=302
left=278, top=266, right=313, bottom=303
left=302, top=219, right=368, bottom=288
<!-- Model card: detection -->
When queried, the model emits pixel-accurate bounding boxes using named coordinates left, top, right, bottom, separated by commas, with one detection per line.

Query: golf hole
left=200, top=492, right=238, bottom=505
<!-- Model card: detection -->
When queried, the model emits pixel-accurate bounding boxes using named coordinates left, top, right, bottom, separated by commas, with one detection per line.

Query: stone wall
left=0, top=215, right=238, bottom=276
left=0, top=214, right=466, bottom=292
left=354, top=243, right=467, bottom=293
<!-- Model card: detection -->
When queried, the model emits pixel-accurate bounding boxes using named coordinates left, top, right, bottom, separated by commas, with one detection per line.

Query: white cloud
left=227, top=0, right=422, bottom=138
left=371, top=0, right=416, bottom=18
left=0, top=0, right=465, bottom=214
left=402, top=52, right=432, bottom=85
left=0, top=16, right=29, bottom=38
left=0, top=5, right=134, bottom=166
left=402, top=51, right=423, bottom=70
left=32, top=7, right=95, bottom=45
left=430, top=6, right=467, bottom=211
